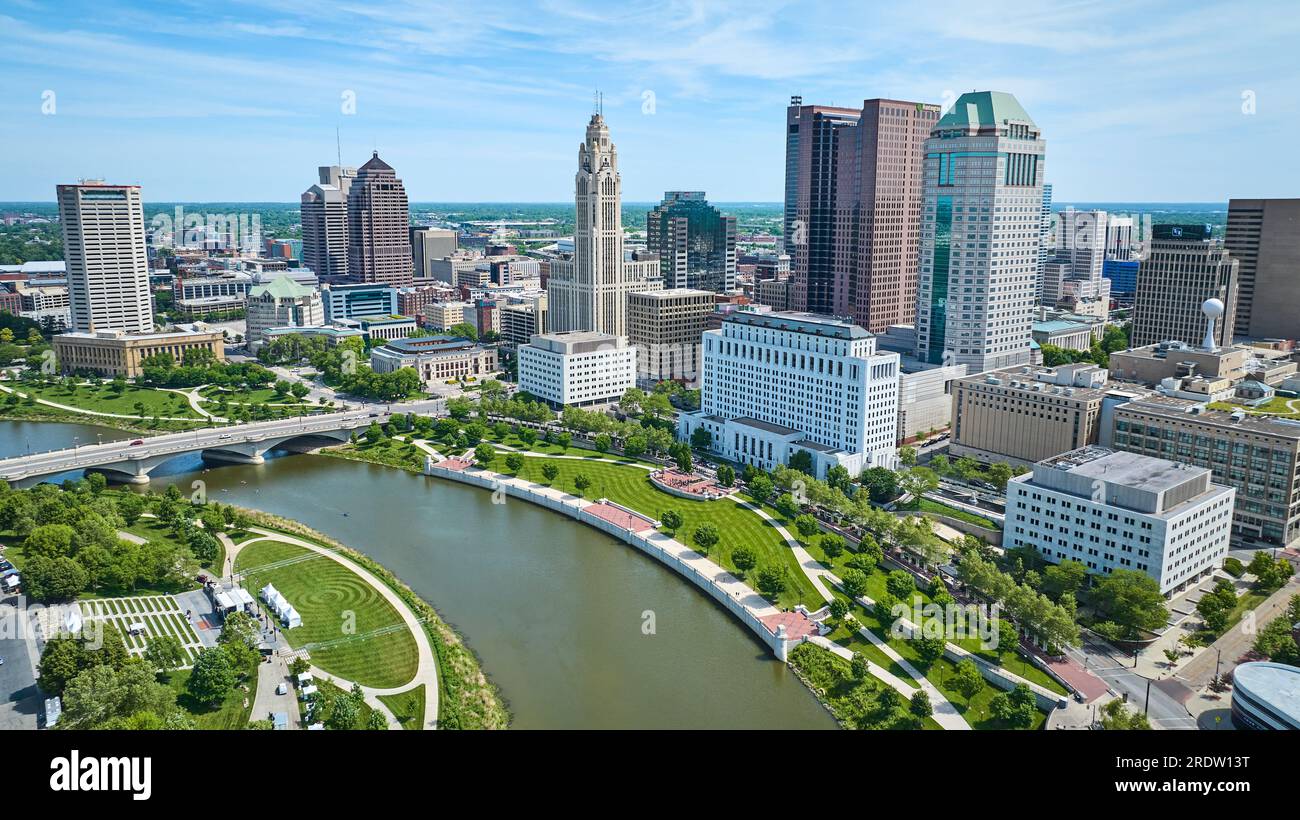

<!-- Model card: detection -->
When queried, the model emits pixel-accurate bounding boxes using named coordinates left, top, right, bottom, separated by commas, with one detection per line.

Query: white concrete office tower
left=548, top=113, right=638, bottom=337
left=301, top=165, right=355, bottom=279
left=678, top=310, right=899, bottom=479
left=1042, top=208, right=1111, bottom=307
left=1106, top=216, right=1134, bottom=260
left=915, top=91, right=1045, bottom=371
left=1006, top=447, right=1235, bottom=595
left=1036, top=182, right=1053, bottom=302
left=57, top=181, right=153, bottom=334
left=517, top=331, right=636, bottom=407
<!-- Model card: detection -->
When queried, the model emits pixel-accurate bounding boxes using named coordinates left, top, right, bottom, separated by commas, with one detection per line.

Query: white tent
left=296, top=672, right=314, bottom=686
left=281, top=606, right=302, bottom=629
left=2, top=574, right=19, bottom=591
left=298, top=684, right=317, bottom=700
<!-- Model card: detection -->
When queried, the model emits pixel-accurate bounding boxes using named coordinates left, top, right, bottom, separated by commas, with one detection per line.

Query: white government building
left=678, top=310, right=900, bottom=479
left=1006, top=446, right=1235, bottom=595
left=517, top=331, right=637, bottom=407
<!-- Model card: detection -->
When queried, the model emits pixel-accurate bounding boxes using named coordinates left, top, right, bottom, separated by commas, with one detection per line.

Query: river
left=2, top=419, right=834, bottom=729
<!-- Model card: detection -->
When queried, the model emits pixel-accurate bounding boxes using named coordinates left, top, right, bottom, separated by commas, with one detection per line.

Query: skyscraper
left=548, top=112, right=641, bottom=337
left=1225, top=198, right=1300, bottom=339
left=784, top=98, right=860, bottom=313
left=1035, top=182, right=1053, bottom=301
left=914, top=91, right=1045, bottom=371
left=302, top=165, right=355, bottom=280
left=1041, top=208, right=1110, bottom=309
left=834, top=99, right=940, bottom=332
left=645, top=191, right=737, bottom=293
left=346, top=152, right=413, bottom=287
left=57, top=181, right=153, bottom=334
left=1131, top=224, right=1238, bottom=348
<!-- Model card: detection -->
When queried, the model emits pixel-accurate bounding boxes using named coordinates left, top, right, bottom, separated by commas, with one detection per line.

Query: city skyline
left=2, top=0, right=1298, bottom=202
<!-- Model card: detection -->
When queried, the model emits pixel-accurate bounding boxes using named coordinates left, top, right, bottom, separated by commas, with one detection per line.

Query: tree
left=820, top=534, right=846, bottom=560
left=835, top=652, right=865, bottom=686
left=1091, top=569, right=1168, bottom=639
left=746, top=474, right=773, bottom=504
left=518, top=428, right=538, bottom=447
left=716, top=464, right=735, bottom=487
left=690, top=427, right=712, bottom=451
left=989, top=683, right=1036, bottom=729
left=876, top=687, right=903, bottom=715
left=541, top=463, right=560, bottom=485
left=24, top=523, right=76, bottom=559
left=660, top=509, right=683, bottom=535
left=289, top=656, right=311, bottom=677
left=1040, top=559, right=1087, bottom=602
left=473, top=442, right=496, bottom=467
left=915, top=636, right=945, bottom=664
left=619, top=387, right=646, bottom=416
left=732, top=545, right=757, bottom=575
left=898, top=446, right=917, bottom=467
left=593, top=433, right=612, bottom=453
left=986, top=462, right=1013, bottom=491
left=364, top=422, right=385, bottom=444
left=693, top=523, right=720, bottom=555
left=788, top=450, right=814, bottom=476
left=793, top=513, right=819, bottom=539
left=504, top=452, right=525, bottom=473
left=840, top=569, right=869, bottom=600
left=952, top=658, right=986, bottom=700
left=290, top=382, right=310, bottom=399
left=885, top=569, right=915, bottom=600
left=116, top=492, right=145, bottom=526
left=898, top=467, right=939, bottom=500
left=1248, top=551, right=1295, bottom=589
left=669, top=441, right=693, bottom=473
left=572, top=472, right=592, bottom=497
left=145, top=634, right=187, bottom=674
left=756, top=566, right=788, bottom=598
left=1101, top=698, right=1152, bottom=730
left=23, top=555, right=89, bottom=602
left=366, top=711, right=389, bottom=730
left=829, top=598, right=849, bottom=621
left=37, top=638, right=87, bottom=697
left=188, top=647, right=237, bottom=705
left=910, top=690, right=933, bottom=718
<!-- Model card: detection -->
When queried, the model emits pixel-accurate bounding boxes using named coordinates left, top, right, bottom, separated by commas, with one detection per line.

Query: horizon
left=3, top=1, right=1297, bottom=202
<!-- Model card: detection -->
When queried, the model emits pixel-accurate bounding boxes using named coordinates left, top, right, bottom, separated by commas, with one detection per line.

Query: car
left=129, top=439, right=144, bottom=446
left=218, top=433, right=233, bottom=439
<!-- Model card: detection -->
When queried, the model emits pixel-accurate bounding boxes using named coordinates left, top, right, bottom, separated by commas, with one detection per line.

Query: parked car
left=129, top=439, right=144, bottom=446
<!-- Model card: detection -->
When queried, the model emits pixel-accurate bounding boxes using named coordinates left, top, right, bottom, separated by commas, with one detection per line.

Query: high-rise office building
left=410, top=227, right=459, bottom=279
left=548, top=113, right=641, bottom=337
left=1106, top=215, right=1135, bottom=261
left=1131, top=224, right=1238, bottom=348
left=1041, top=208, right=1111, bottom=310
left=1225, top=198, right=1300, bottom=339
left=626, top=288, right=715, bottom=386
left=834, top=99, right=941, bottom=332
left=645, top=192, right=737, bottom=293
left=1035, top=182, right=1053, bottom=301
left=914, top=91, right=1045, bottom=371
left=57, top=181, right=153, bottom=334
left=301, top=165, right=355, bottom=280
left=784, top=98, right=861, bottom=313
left=346, top=152, right=413, bottom=287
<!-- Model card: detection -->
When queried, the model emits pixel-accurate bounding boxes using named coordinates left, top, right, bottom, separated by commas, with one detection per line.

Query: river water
left=2, top=419, right=834, bottom=729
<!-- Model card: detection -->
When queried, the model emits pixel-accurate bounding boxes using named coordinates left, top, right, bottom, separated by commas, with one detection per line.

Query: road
left=0, top=595, right=40, bottom=730
left=0, top=411, right=388, bottom=485
left=1065, top=634, right=1197, bottom=729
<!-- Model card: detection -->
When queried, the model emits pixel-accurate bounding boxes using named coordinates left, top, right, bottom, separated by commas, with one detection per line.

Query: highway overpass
left=0, top=411, right=390, bottom=488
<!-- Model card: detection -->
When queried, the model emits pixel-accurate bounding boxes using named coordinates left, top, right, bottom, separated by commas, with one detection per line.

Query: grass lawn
left=1194, top=587, right=1273, bottom=642
left=502, top=453, right=821, bottom=608
left=1209, top=397, right=1300, bottom=418
left=485, top=430, right=661, bottom=467
left=167, top=665, right=257, bottom=729
left=788, top=642, right=940, bottom=730
left=908, top=497, right=999, bottom=529
left=305, top=678, right=379, bottom=729
left=234, top=539, right=419, bottom=689
left=377, top=685, right=426, bottom=730
left=15, top=381, right=203, bottom=419
left=200, top=385, right=316, bottom=407
left=327, top=437, right=426, bottom=472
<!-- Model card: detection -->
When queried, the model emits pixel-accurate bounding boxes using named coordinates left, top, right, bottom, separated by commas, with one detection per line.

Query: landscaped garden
left=233, top=538, right=420, bottom=689
left=378, top=684, right=427, bottom=730
left=12, top=380, right=204, bottom=419
left=499, top=453, right=821, bottom=608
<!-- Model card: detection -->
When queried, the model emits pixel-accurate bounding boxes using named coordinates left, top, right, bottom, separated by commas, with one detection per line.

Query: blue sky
left=1, top=0, right=1297, bottom=202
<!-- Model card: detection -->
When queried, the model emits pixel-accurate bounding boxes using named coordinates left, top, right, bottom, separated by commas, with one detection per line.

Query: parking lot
left=0, top=595, right=40, bottom=730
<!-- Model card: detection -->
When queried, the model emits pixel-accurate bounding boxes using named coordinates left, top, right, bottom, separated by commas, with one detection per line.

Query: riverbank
left=230, top=506, right=510, bottom=730
left=0, top=401, right=206, bottom=436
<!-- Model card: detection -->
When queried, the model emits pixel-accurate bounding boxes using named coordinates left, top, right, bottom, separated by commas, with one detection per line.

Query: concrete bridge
left=0, top=411, right=389, bottom=488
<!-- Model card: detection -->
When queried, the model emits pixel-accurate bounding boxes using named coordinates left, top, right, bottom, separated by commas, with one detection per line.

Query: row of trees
left=139, top=349, right=277, bottom=390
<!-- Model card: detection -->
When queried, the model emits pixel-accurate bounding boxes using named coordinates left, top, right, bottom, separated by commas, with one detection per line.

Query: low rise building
left=517, top=331, right=636, bottom=407
left=950, top=363, right=1112, bottom=468
left=1111, top=394, right=1300, bottom=547
left=245, top=277, right=324, bottom=344
left=321, top=282, right=399, bottom=322
left=352, top=315, right=417, bottom=343
left=370, top=335, right=497, bottom=386
left=54, top=328, right=225, bottom=377
left=420, top=300, right=469, bottom=332
left=1007, top=447, right=1234, bottom=595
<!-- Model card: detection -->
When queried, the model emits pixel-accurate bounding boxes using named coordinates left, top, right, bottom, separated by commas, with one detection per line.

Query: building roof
left=1233, top=662, right=1300, bottom=726
left=359, top=151, right=393, bottom=172
left=732, top=416, right=803, bottom=436
left=1034, top=320, right=1092, bottom=333
left=249, top=276, right=314, bottom=300
left=724, top=310, right=871, bottom=340
left=935, top=91, right=1035, bottom=130
left=1039, top=446, right=1206, bottom=493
